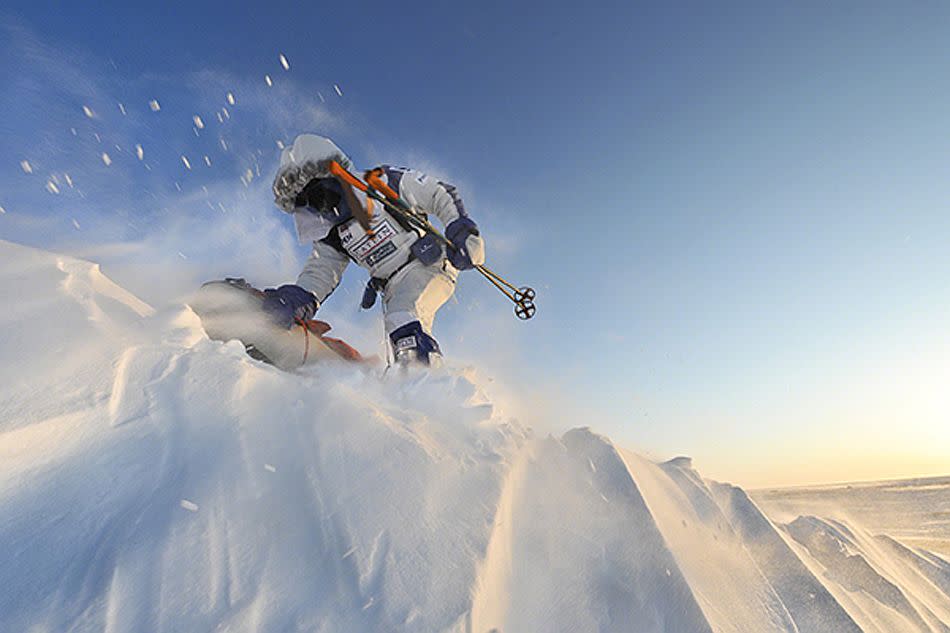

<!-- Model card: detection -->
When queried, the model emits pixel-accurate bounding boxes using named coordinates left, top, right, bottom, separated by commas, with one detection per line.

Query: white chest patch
left=339, top=219, right=400, bottom=267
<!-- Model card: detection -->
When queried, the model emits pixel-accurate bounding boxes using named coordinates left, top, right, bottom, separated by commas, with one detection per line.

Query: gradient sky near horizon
left=1, top=1, right=948, bottom=487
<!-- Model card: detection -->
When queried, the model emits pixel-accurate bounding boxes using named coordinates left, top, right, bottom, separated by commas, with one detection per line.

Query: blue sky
left=2, top=2, right=949, bottom=486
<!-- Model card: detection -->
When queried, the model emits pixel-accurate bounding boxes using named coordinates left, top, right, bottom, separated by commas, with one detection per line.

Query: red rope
left=294, top=318, right=365, bottom=364
left=295, top=318, right=310, bottom=365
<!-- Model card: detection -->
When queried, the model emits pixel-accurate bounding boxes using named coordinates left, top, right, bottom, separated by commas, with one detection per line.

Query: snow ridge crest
left=1, top=240, right=948, bottom=632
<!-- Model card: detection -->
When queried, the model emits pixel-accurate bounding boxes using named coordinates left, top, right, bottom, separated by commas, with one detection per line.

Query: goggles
left=294, top=177, right=347, bottom=220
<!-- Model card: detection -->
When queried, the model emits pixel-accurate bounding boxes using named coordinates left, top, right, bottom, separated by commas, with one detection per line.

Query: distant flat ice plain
left=754, top=476, right=950, bottom=557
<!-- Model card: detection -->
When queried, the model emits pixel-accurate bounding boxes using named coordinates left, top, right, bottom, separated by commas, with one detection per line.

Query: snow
left=1, top=238, right=948, bottom=632
left=755, top=479, right=950, bottom=631
left=754, top=477, right=950, bottom=558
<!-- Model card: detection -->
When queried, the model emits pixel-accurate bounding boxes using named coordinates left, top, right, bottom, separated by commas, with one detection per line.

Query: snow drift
left=1, top=239, right=949, bottom=632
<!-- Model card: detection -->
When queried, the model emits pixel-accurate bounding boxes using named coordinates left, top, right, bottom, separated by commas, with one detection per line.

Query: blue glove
left=261, top=284, right=318, bottom=329
left=445, top=217, right=481, bottom=270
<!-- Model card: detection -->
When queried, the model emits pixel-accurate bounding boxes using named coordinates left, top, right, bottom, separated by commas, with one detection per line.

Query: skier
left=264, top=133, right=485, bottom=366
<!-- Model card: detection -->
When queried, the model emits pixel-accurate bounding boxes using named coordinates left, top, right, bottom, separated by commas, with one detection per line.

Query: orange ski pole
left=327, top=161, right=375, bottom=234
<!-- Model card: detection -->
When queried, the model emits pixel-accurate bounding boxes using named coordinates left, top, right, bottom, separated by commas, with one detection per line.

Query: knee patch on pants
left=389, top=321, right=441, bottom=366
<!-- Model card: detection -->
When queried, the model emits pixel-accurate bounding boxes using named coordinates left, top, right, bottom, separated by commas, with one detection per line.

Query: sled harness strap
left=361, top=251, right=421, bottom=310
left=369, top=253, right=416, bottom=292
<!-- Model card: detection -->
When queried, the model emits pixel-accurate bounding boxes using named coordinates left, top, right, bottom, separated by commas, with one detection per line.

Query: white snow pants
left=382, top=261, right=457, bottom=337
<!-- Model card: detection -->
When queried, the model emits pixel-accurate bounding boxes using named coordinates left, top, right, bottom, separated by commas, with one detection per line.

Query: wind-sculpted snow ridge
left=1, top=238, right=949, bottom=632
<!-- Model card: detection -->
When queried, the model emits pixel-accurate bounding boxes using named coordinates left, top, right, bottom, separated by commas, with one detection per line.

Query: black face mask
left=294, top=177, right=345, bottom=217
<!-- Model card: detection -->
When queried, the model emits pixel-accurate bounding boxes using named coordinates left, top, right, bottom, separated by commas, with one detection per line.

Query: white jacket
left=295, top=166, right=481, bottom=305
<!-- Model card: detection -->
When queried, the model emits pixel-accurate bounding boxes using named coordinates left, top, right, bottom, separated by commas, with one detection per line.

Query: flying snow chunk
left=264, top=464, right=277, bottom=473
left=334, top=84, right=343, bottom=97
left=265, top=74, right=273, bottom=87
left=149, top=99, right=161, bottom=112
left=193, top=115, right=205, bottom=129
left=204, top=155, right=212, bottom=167
left=177, top=251, right=188, bottom=260
left=0, top=205, right=6, bottom=214
left=279, top=53, right=290, bottom=70
left=70, top=127, right=78, bottom=136
left=46, top=180, right=60, bottom=194
left=179, top=499, right=199, bottom=512
left=64, top=173, right=74, bottom=188
left=101, top=153, right=112, bottom=166
left=82, top=105, right=95, bottom=118
left=72, top=218, right=81, bottom=230
left=181, top=155, right=192, bottom=170
left=135, top=144, right=144, bottom=160
left=276, top=140, right=285, bottom=149
left=317, top=92, right=325, bottom=103
left=118, top=103, right=127, bottom=115
left=226, top=92, right=235, bottom=106
left=20, top=160, right=33, bottom=174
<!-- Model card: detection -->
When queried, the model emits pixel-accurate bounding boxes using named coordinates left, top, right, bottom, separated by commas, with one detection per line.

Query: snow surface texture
left=1, top=238, right=949, bottom=633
